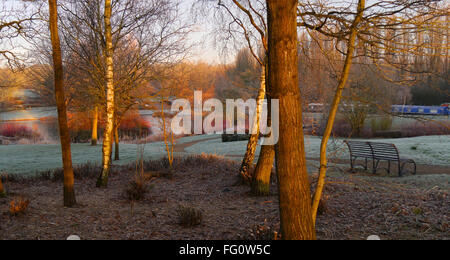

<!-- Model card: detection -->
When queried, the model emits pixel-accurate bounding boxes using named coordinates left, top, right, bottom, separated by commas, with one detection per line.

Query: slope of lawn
left=185, top=135, right=450, bottom=166
left=0, top=134, right=448, bottom=176
left=0, top=142, right=171, bottom=176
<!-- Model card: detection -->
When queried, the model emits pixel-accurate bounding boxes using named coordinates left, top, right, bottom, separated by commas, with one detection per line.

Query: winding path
left=173, top=137, right=221, bottom=153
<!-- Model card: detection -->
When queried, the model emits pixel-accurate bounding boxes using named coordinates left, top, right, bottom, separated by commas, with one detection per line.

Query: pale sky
left=1, top=0, right=230, bottom=65
left=180, top=0, right=231, bottom=64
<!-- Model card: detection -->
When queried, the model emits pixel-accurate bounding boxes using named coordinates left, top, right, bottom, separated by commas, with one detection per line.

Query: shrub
left=246, top=222, right=280, bottom=240
left=45, top=162, right=102, bottom=182
left=124, top=180, right=153, bottom=201
left=9, top=197, right=30, bottom=216
left=67, top=111, right=97, bottom=143
left=317, top=195, right=329, bottom=216
left=177, top=206, right=203, bottom=227
left=328, top=118, right=372, bottom=138
left=119, top=110, right=152, bottom=139
left=0, top=178, right=5, bottom=198
left=400, top=122, right=450, bottom=137
left=68, top=110, right=152, bottom=143
left=370, top=116, right=393, bottom=133
left=0, top=123, right=40, bottom=139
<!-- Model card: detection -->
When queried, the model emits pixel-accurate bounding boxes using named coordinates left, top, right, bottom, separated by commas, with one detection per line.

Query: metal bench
left=344, top=140, right=417, bottom=177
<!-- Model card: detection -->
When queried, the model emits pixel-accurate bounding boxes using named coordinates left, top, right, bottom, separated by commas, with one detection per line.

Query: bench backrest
left=344, top=141, right=401, bottom=161
left=344, top=141, right=373, bottom=158
left=368, top=142, right=400, bottom=161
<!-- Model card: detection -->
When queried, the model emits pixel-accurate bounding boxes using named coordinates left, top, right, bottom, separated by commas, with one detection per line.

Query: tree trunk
left=97, top=0, right=114, bottom=188
left=91, top=106, right=98, bottom=146
left=0, top=178, right=5, bottom=197
left=114, top=120, right=119, bottom=161
left=239, top=64, right=267, bottom=184
left=48, top=0, right=76, bottom=207
left=252, top=80, right=275, bottom=196
left=311, top=0, right=366, bottom=224
left=267, top=0, right=316, bottom=240
left=251, top=144, right=275, bottom=196
left=161, top=100, right=174, bottom=168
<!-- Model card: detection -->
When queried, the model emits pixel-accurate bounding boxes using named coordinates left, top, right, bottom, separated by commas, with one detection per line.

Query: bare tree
left=307, top=0, right=366, bottom=223
left=96, top=0, right=114, bottom=188
left=53, top=0, right=191, bottom=187
left=48, top=0, right=76, bottom=206
left=297, top=0, right=449, bottom=223
left=267, top=0, right=316, bottom=240
left=201, top=0, right=275, bottom=187
left=0, top=1, right=36, bottom=68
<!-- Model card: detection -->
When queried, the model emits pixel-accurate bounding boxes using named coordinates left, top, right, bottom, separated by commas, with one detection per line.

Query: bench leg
left=373, top=160, right=380, bottom=174
left=350, top=157, right=354, bottom=171
left=388, top=161, right=391, bottom=174
left=400, top=161, right=417, bottom=177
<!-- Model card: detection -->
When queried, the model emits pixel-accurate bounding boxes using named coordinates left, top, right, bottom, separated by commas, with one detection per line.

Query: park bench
left=344, top=140, right=417, bottom=177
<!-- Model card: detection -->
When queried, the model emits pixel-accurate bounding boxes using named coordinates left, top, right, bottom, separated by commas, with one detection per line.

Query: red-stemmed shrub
left=0, top=124, right=40, bottom=139
left=119, top=110, right=151, bottom=132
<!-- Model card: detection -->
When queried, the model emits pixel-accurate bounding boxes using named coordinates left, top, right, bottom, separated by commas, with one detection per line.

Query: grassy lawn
left=0, top=134, right=448, bottom=176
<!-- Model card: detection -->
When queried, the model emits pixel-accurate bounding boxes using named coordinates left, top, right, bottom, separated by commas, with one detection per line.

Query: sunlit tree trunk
left=267, top=0, right=316, bottom=240
left=48, top=0, right=76, bottom=207
left=114, top=119, right=119, bottom=161
left=91, top=106, right=98, bottom=146
left=240, top=64, right=267, bottom=183
left=161, top=100, right=174, bottom=168
left=251, top=144, right=275, bottom=196
left=97, top=0, right=114, bottom=188
left=252, top=79, right=275, bottom=196
left=311, top=0, right=366, bottom=224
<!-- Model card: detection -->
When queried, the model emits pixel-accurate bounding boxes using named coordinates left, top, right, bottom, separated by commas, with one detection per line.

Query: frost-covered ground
left=0, top=142, right=172, bottom=176
left=185, top=135, right=450, bottom=166
left=0, top=134, right=448, bottom=176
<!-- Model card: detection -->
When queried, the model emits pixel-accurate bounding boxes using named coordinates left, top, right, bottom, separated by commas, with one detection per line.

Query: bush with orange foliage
left=117, top=110, right=152, bottom=140
left=67, top=111, right=93, bottom=133
left=67, top=110, right=152, bottom=143
left=9, top=197, right=30, bottom=216
left=67, top=111, right=97, bottom=143
left=119, top=110, right=151, bottom=132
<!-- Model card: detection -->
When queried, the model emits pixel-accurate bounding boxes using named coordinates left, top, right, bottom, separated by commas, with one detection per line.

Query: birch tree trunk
left=91, top=106, right=98, bottom=146
left=252, top=70, right=275, bottom=196
left=114, top=119, right=119, bottom=161
left=267, top=0, right=316, bottom=240
left=48, top=0, right=76, bottom=207
left=311, top=0, right=366, bottom=224
left=239, top=64, right=267, bottom=183
left=97, top=0, right=115, bottom=188
left=251, top=144, right=275, bottom=196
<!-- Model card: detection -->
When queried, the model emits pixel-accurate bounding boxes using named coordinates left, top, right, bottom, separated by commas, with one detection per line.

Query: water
left=0, top=107, right=162, bottom=142
left=0, top=108, right=448, bottom=142
left=0, top=107, right=59, bottom=140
